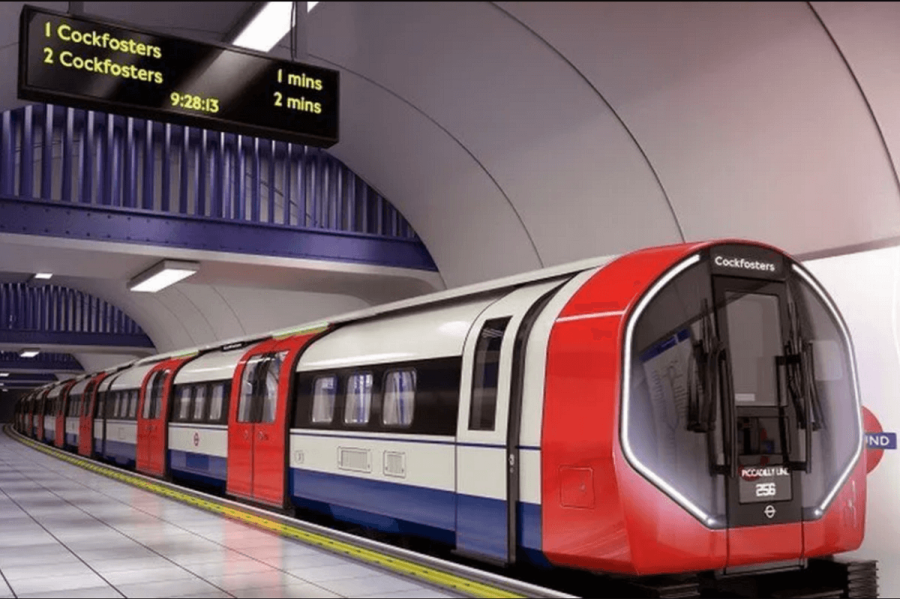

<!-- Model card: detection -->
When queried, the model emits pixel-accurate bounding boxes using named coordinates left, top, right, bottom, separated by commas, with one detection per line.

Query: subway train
left=12, top=240, right=873, bottom=595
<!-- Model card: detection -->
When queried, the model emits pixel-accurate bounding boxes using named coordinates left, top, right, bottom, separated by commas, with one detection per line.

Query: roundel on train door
left=193, top=432, right=200, bottom=447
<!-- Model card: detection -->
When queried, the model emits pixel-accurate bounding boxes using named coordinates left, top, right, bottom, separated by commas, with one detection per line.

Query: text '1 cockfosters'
left=18, top=4, right=339, bottom=148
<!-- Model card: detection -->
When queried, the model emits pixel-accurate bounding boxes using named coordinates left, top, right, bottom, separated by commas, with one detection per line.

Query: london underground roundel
left=864, top=406, right=885, bottom=474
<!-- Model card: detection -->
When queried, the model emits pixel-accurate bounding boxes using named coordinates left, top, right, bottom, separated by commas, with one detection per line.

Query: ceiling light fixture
left=232, top=1, right=319, bottom=52
left=128, top=259, right=200, bottom=293
left=33, top=273, right=53, bottom=280
left=19, top=349, right=40, bottom=358
left=0, top=373, right=8, bottom=377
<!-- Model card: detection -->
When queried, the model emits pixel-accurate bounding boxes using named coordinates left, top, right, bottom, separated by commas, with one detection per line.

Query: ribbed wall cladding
left=0, top=283, right=147, bottom=337
left=0, top=104, right=418, bottom=239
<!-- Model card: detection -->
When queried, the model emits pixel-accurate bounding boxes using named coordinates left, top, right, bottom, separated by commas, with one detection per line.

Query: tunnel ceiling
left=2, top=1, right=900, bottom=379
left=275, top=1, right=900, bottom=286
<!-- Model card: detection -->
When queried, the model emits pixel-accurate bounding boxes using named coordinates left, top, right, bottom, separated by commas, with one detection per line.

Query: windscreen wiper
left=688, top=299, right=714, bottom=433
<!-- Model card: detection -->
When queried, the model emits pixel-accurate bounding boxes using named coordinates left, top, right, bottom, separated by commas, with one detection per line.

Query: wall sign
left=18, top=5, right=339, bottom=148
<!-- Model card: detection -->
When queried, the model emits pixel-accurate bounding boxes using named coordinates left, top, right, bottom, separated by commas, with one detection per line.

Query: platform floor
left=0, top=433, right=461, bottom=599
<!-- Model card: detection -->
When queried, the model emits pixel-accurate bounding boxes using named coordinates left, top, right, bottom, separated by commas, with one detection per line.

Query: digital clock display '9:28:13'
left=18, top=5, right=339, bottom=148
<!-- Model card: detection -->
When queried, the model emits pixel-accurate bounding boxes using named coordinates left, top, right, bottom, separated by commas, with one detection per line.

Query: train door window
left=468, top=317, right=511, bottom=431
left=128, top=390, right=139, bottom=419
left=345, top=372, right=373, bottom=425
left=113, top=393, right=122, bottom=418
left=261, top=351, right=288, bottom=423
left=82, top=383, right=94, bottom=417
left=311, top=376, right=337, bottom=424
left=153, top=371, right=168, bottom=419
left=383, top=370, right=416, bottom=426
left=193, top=385, right=208, bottom=421
left=142, top=373, right=157, bottom=419
left=238, top=355, right=265, bottom=423
left=209, top=382, right=227, bottom=422
left=175, top=386, right=191, bottom=421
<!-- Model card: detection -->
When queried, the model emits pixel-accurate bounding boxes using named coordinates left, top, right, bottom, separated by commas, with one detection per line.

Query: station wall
left=805, top=247, right=900, bottom=596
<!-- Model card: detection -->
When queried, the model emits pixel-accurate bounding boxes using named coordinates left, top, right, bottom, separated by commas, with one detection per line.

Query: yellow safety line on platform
left=5, top=427, right=522, bottom=599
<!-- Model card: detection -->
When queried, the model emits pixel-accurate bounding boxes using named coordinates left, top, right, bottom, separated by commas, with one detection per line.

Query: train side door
left=455, top=283, right=560, bottom=564
left=713, top=276, right=805, bottom=568
left=78, top=379, right=98, bottom=456
left=228, top=333, right=318, bottom=507
left=138, top=358, right=191, bottom=478
left=55, top=383, right=73, bottom=448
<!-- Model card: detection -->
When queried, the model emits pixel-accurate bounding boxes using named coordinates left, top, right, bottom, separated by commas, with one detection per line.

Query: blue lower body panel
left=169, top=450, right=227, bottom=490
left=65, top=433, right=77, bottom=449
left=103, top=440, right=136, bottom=468
left=288, top=468, right=545, bottom=563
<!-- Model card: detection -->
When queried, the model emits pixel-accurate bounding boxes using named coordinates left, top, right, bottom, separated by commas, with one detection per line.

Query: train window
left=383, top=370, right=416, bottom=427
left=238, top=355, right=265, bottom=423
left=311, top=376, right=337, bottom=424
left=209, top=382, right=227, bottom=422
left=175, top=386, right=191, bottom=421
left=628, top=258, right=723, bottom=520
left=790, top=273, right=860, bottom=512
left=129, top=390, right=139, bottom=419
left=113, top=393, right=122, bottom=418
left=345, top=372, right=373, bottom=425
left=261, top=351, right=288, bottom=423
left=193, top=385, right=208, bottom=421
left=469, top=317, right=511, bottom=431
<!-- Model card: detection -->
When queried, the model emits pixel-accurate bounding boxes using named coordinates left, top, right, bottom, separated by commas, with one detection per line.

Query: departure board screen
left=18, top=5, right=339, bottom=148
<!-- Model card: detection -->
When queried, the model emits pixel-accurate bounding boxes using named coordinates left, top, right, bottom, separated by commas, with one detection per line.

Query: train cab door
left=713, top=274, right=806, bottom=569
left=455, top=282, right=562, bottom=564
left=227, top=331, right=322, bottom=508
left=137, top=356, right=194, bottom=478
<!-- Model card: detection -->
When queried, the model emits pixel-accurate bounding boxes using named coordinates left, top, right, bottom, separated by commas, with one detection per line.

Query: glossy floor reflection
left=0, top=434, right=461, bottom=598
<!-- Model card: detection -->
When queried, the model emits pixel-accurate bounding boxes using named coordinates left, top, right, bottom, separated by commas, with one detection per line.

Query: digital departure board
left=18, top=5, right=339, bottom=148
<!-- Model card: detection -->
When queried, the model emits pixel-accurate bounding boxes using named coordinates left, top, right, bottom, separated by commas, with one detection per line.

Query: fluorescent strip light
left=232, top=1, right=319, bottom=52
left=33, top=273, right=53, bottom=280
left=0, top=373, right=8, bottom=377
left=20, top=349, right=40, bottom=358
left=128, top=260, right=199, bottom=293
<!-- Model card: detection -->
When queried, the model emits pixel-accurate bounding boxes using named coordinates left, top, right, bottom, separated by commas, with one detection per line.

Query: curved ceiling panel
left=811, top=1, right=900, bottom=254
left=305, top=2, right=681, bottom=282
left=500, top=1, right=900, bottom=255
left=301, top=71, right=543, bottom=287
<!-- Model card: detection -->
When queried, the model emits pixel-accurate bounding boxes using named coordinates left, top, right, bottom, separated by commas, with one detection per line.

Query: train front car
left=542, top=241, right=867, bottom=592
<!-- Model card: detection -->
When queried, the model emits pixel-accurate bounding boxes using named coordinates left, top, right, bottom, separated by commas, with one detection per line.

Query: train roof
left=121, top=253, right=620, bottom=371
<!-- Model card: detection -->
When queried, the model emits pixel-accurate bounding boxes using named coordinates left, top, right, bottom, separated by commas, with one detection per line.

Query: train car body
left=14, top=240, right=866, bottom=587
left=167, top=346, right=243, bottom=490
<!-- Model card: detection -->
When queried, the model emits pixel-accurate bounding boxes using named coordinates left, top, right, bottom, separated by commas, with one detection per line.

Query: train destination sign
left=18, top=5, right=339, bottom=148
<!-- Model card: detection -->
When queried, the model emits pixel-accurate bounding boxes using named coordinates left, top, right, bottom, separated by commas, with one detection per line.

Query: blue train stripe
left=103, top=439, right=136, bottom=467
left=288, top=468, right=543, bottom=561
left=169, top=449, right=227, bottom=486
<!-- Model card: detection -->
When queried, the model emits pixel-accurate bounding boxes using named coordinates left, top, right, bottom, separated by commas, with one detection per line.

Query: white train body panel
left=104, top=419, right=137, bottom=466
left=173, top=347, right=245, bottom=385
left=289, top=430, right=455, bottom=491
left=296, top=296, right=502, bottom=371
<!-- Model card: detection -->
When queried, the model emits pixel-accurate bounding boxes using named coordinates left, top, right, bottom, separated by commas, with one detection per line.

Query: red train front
left=542, top=240, right=865, bottom=576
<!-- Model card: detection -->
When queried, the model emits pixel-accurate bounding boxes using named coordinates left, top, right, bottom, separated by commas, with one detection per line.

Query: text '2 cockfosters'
left=18, top=4, right=339, bottom=148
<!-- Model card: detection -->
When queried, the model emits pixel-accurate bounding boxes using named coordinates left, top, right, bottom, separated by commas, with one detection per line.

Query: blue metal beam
left=0, top=196, right=438, bottom=271
left=0, top=352, right=83, bottom=373
left=0, top=331, right=153, bottom=349
left=0, top=372, right=57, bottom=383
